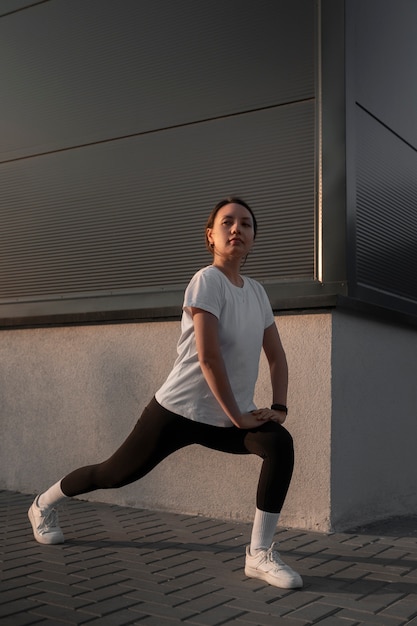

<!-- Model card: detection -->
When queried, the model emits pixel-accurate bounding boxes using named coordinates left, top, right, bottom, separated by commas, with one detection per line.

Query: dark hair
left=205, top=196, right=258, bottom=253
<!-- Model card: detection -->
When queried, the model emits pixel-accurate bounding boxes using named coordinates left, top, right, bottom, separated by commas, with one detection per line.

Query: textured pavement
left=1, top=490, right=417, bottom=625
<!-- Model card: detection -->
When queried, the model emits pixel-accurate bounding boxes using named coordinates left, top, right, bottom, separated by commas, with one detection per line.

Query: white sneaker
left=245, top=542, right=303, bottom=589
left=28, top=496, right=65, bottom=545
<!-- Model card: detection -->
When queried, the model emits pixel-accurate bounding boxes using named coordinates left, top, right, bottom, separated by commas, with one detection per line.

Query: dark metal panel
left=344, top=0, right=359, bottom=297
left=0, top=103, right=315, bottom=311
left=346, top=0, right=417, bottom=317
left=319, top=0, right=348, bottom=288
left=355, top=106, right=417, bottom=305
left=353, top=0, right=417, bottom=150
left=0, top=0, right=41, bottom=15
left=1, top=0, right=314, bottom=161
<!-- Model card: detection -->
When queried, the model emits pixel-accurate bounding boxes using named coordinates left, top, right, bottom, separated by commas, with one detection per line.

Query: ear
left=206, top=228, right=214, bottom=246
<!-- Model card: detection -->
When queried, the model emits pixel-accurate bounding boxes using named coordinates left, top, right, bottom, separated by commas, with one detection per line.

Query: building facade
left=1, top=0, right=416, bottom=531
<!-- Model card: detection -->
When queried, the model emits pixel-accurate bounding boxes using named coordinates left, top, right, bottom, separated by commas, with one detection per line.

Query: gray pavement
left=1, top=490, right=417, bottom=626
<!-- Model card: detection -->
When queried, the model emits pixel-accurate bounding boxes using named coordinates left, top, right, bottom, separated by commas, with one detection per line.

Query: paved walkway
left=1, top=490, right=417, bottom=625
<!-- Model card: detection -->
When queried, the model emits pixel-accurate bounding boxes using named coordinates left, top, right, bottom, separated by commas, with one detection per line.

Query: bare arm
left=260, top=322, right=289, bottom=424
left=191, top=307, right=270, bottom=429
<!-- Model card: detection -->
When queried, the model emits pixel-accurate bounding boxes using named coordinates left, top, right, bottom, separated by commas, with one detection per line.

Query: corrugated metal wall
left=0, top=0, right=317, bottom=321
left=347, top=0, right=417, bottom=315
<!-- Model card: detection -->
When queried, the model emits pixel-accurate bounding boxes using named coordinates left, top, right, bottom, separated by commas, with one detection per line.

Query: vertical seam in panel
left=316, top=0, right=323, bottom=283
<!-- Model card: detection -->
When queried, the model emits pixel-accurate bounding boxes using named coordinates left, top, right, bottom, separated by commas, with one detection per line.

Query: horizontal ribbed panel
left=0, top=0, right=314, bottom=161
left=0, top=103, right=315, bottom=302
left=356, top=106, right=417, bottom=301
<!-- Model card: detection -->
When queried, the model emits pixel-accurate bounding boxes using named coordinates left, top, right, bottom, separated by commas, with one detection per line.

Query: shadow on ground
left=348, top=515, right=417, bottom=537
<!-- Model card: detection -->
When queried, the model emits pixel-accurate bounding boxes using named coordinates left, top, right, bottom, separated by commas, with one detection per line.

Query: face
left=206, top=203, right=255, bottom=261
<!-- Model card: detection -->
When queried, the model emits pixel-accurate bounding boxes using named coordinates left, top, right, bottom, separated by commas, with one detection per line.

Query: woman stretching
left=28, top=197, right=302, bottom=589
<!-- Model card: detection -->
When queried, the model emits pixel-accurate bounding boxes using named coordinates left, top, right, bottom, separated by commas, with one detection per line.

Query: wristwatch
left=271, top=403, right=288, bottom=415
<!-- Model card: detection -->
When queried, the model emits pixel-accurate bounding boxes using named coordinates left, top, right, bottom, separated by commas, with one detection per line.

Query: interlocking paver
left=76, top=595, right=143, bottom=617
left=337, top=608, right=406, bottom=625
left=0, top=615, right=49, bottom=626
left=80, top=611, right=144, bottom=625
left=231, top=612, right=295, bottom=625
left=1, top=564, right=44, bottom=581
left=220, top=594, right=291, bottom=616
left=135, top=617, right=187, bottom=626
left=184, top=604, right=246, bottom=625
left=0, top=598, right=43, bottom=619
left=312, top=617, right=360, bottom=626
left=31, top=602, right=87, bottom=622
left=1, top=490, right=417, bottom=625
left=26, top=591, right=92, bottom=611
left=381, top=596, right=417, bottom=620
left=0, top=587, right=42, bottom=604
left=286, top=601, right=341, bottom=622
left=165, top=581, right=225, bottom=600
left=128, top=599, right=195, bottom=621
left=272, top=590, right=325, bottom=611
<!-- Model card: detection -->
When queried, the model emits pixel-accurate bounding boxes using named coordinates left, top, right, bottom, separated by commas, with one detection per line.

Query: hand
left=252, top=407, right=287, bottom=425
left=236, top=409, right=286, bottom=429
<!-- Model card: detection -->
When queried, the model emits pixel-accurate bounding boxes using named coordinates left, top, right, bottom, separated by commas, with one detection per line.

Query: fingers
left=251, top=408, right=270, bottom=420
left=252, top=408, right=287, bottom=424
left=274, top=412, right=287, bottom=424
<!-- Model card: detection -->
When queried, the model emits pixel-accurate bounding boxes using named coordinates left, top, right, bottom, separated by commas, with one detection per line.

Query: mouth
left=229, top=238, right=243, bottom=244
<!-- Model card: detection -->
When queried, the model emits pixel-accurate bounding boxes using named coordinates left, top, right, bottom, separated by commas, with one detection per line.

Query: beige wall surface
left=0, top=314, right=332, bottom=531
left=2, top=309, right=416, bottom=531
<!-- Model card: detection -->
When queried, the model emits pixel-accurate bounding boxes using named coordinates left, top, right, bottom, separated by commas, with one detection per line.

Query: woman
left=28, top=197, right=302, bottom=589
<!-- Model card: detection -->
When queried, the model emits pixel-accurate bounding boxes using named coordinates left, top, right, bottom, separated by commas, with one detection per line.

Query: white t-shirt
left=155, top=265, right=275, bottom=427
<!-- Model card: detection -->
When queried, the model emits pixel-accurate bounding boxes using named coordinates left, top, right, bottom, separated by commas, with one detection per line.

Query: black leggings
left=61, top=397, right=294, bottom=513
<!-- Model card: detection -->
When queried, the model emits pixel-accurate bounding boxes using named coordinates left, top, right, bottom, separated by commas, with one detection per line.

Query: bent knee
left=260, top=422, right=294, bottom=453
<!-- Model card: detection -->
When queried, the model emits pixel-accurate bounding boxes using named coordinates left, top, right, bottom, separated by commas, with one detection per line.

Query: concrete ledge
left=2, top=310, right=416, bottom=531
left=0, top=314, right=332, bottom=531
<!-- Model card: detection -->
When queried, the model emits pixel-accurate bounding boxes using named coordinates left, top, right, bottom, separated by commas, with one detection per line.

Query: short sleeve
left=183, top=267, right=224, bottom=319
left=261, top=286, right=275, bottom=329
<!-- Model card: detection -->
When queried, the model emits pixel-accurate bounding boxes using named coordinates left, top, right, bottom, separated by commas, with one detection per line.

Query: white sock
left=37, top=479, right=67, bottom=509
left=250, top=508, right=280, bottom=554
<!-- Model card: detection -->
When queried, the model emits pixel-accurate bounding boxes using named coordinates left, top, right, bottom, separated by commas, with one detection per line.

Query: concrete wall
left=2, top=310, right=416, bottom=531
left=330, top=309, right=417, bottom=529
left=0, top=314, right=332, bottom=531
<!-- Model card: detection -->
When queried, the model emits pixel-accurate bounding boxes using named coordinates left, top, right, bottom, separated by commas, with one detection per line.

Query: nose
left=231, top=221, right=241, bottom=234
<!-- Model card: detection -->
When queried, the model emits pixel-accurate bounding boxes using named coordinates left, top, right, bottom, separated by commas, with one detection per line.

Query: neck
left=212, top=260, right=243, bottom=287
